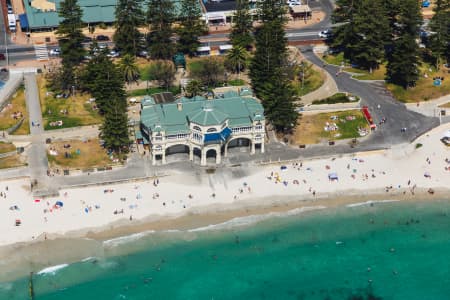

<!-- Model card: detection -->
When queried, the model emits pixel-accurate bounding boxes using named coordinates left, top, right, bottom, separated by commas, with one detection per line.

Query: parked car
left=49, top=48, right=61, bottom=56
left=107, top=50, right=120, bottom=58
left=7, top=4, right=13, bottom=14
left=288, top=0, right=301, bottom=7
left=137, top=50, right=149, bottom=58
left=96, top=35, right=110, bottom=41
left=318, top=29, right=332, bottom=39
left=0, top=53, right=5, bottom=60
left=83, top=36, right=93, bottom=43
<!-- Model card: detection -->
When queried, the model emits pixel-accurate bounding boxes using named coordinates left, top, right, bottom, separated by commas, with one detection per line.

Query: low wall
left=6, top=118, right=24, bottom=134
left=0, top=150, right=17, bottom=158
left=301, top=100, right=361, bottom=113
left=0, top=74, right=22, bottom=110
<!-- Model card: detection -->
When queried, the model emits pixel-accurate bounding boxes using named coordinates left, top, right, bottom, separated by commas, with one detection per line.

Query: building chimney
left=177, top=102, right=183, bottom=111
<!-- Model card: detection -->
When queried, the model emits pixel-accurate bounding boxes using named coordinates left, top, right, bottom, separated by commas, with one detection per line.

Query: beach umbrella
left=55, top=201, right=64, bottom=207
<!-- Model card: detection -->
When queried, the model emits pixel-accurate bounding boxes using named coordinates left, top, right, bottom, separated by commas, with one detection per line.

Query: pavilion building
left=138, top=89, right=265, bottom=166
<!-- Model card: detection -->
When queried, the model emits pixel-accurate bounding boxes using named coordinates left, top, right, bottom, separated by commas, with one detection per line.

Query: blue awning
left=204, top=127, right=232, bottom=144
left=19, top=14, right=29, bottom=30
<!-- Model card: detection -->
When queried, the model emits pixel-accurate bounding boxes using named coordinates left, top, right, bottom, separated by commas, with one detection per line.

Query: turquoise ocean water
left=1, top=199, right=450, bottom=300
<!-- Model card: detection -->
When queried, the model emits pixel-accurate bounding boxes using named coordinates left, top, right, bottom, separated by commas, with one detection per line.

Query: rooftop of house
left=22, top=0, right=187, bottom=29
left=140, top=95, right=264, bottom=135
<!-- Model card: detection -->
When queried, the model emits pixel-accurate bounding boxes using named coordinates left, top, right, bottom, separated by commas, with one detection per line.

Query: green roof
left=188, top=104, right=229, bottom=126
left=141, top=96, right=264, bottom=135
left=24, top=0, right=185, bottom=30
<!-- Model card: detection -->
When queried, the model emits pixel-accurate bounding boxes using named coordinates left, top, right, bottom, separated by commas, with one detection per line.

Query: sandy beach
left=0, top=124, right=449, bottom=260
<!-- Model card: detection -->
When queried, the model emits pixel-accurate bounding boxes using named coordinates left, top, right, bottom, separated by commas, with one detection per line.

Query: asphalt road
left=0, top=0, right=335, bottom=63
left=300, top=47, right=440, bottom=147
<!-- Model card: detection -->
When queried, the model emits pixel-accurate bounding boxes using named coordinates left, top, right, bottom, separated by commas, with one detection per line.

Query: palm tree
left=185, top=79, right=203, bottom=98
left=226, top=46, right=249, bottom=79
left=119, top=54, right=140, bottom=85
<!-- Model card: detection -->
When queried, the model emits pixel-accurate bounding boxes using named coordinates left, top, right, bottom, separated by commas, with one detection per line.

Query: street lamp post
left=3, top=26, right=8, bottom=68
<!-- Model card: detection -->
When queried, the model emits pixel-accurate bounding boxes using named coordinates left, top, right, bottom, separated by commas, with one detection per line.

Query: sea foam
left=346, top=200, right=400, bottom=208
left=188, top=206, right=327, bottom=232
left=103, top=231, right=155, bottom=247
left=37, top=263, right=69, bottom=275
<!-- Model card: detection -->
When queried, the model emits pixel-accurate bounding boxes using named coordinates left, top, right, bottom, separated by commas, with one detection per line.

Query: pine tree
left=100, top=97, right=130, bottom=154
left=259, top=72, right=298, bottom=132
left=56, top=0, right=85, bottom=91
left=177, top=0, right=207, bottom=56
left=429, top=0, right=450, bottom=68
left=249, top=1, right=287, bottom=99
left=147, top=0, right=175, bottom=59
left=249, top=0, right=298, bottom=132
left=81, top=47, right=126, bottom=113
left=331, top=0, right=362, bottom=60
left=348, top=0, right=388, bottom=71
left=386, top=0, right=422, bottom=88
left=113, top=0, right=144, bottom=57
left=229, top=0, right=253, bottom=49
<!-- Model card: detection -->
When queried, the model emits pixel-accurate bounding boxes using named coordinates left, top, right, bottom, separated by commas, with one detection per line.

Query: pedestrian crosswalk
left=34, top=43, right=49, bottom=61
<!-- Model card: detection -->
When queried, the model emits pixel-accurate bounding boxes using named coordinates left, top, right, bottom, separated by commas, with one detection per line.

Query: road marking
left=34, top=43, right=49, bottom=61
left=286, top=32, right=319, bottom=38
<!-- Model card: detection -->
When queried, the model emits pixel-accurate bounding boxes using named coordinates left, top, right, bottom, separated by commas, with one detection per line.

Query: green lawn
left=322, top=53, right=386, bottom=80
left=387, top=65, right=450, bottom=103
left=127, top=86, right=181, bottom=97
left=0, top=155, right=25, bottom=169
left=294, top=67, right=325, bottom=97
left=228, top=79, right=246, bottom=86
left=312, top=93, right=359, bottom=105
left=292, top=110, right=369, bottom=144
left=0, top=142, right=15, bottom=154
left=350, top=64, right=387, bottom=80
left=47, top=139, right=117, bottom=169
left=38, top=76, right=102, bottom=130
left=322, top=52, right=346, bottom=66
left=0, top=86, right=30, bottom=135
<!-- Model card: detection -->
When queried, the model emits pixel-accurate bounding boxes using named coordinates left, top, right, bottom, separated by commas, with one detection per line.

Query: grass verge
left=292, top=110, right=369, bottom=145
left=0, top=142, right=15, bottom=154
left=127, top=86, right=181, bottom=97
left=0, top=155, right=25, bottom=169
left=312, top=93, right=359, bottom=105
left=294, top=67, right=325, bottom=97
left=37, top=76, right=101, bottom=130
left=0, top=86, right=30, bottom=135
left=47, top=139, right=118, bottom=169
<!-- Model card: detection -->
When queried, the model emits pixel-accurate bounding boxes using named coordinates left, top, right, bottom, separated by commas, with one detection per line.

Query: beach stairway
left=34, top=43, right=49, bottom=61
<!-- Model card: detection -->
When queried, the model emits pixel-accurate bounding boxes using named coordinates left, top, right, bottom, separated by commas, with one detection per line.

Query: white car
left=107, top=50, right=120, bottom=58
left=288, top=0, right=301, bottom=6
left=49, top=48, right=61, bottom=56
left=318, top=29, right=331, bottom=39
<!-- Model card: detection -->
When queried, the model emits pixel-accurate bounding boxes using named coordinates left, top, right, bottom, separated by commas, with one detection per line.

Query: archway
left=165, top=144, right=189, bottom=163
left=205, top=148, right=217, bottom=164
left=192, top=147, right=202, bottom=163
left=226, top=137, right=252, bottom=155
